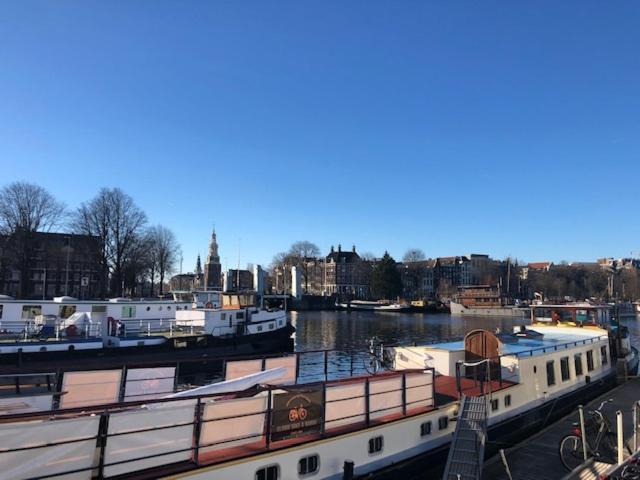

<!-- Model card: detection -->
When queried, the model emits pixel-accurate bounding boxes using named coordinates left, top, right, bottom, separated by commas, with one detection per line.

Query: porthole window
left=491, top=398, right=499, bottom=411
left=298, top=455, right=319, bottom=476
left=533, top=365, right=537, bottom=374
left=504, top=395, right=511, bottom=407
left=256, top=465, right=279, bottom=480
left=159, top=306, right=163, bottom=311
left=438, top=416, right=448, bottom=430
left=146, top=306, right=150, bottom=311
left=368, top=436, right=383, bottom=454
left=420, top=421, right=432, bottom=437
left=167, top=306, right=171, bottom=310
left=257, top=325, right=263, bottom=332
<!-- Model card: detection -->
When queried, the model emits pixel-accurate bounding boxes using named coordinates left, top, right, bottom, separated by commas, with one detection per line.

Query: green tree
left=370, top=252, right=402, bottom=300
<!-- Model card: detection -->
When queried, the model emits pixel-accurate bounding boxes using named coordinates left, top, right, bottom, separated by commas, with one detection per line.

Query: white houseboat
left=0, top=304, right=634, bottom=480
left=0, top=292, right=294, bottom=374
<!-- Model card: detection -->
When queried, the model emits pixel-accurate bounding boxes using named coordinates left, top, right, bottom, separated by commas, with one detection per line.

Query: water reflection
left=291, top=310, right=527, bottom=352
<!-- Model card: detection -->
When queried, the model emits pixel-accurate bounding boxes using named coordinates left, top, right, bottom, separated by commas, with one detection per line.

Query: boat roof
left=423, top=326, right=607, bottom=356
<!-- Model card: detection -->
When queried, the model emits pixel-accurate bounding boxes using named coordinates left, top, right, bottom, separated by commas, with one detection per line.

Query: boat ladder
left=442, top=395, right=487, bottom=480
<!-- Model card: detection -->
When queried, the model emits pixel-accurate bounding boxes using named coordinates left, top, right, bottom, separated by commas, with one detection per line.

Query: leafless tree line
left=0, top=181, right=180, bottom=298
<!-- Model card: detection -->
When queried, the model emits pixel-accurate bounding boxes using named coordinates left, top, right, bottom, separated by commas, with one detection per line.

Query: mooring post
left=578, top=405, right=588, bottom=461
left=634, top=401, right=638, bottom=452
left=617, top=410, right=624, bottom=465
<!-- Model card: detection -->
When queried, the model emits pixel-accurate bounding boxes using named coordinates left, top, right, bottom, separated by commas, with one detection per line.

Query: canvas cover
left=103, top=402, right=196, bottom=477
left=60, top=369, right=122, bottom=409
left=0, top=416, right=100, bottom=480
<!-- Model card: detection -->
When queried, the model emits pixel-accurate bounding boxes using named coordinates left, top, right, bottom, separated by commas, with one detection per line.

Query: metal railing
left=0, top=367, right=436, bottom=480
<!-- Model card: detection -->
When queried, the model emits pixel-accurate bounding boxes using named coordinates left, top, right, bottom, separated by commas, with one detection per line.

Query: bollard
left=578, top=405, right=588, bottom=461
left=343, top=460, right=354, bottom=480
left=634, top=401, right=638, bottom=452
left=617, top=410, right=624, bottom=465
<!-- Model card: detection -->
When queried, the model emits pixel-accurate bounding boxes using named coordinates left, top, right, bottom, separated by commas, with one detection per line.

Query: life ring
left=205, top=301, right=213, bottom=309
left=107, top=317, right=118, bottom=336
left=66, top=324, right=79, bottom=337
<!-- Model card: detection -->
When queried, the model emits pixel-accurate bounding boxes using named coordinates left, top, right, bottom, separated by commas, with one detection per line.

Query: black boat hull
left=0, top=324, right=295, bottom=375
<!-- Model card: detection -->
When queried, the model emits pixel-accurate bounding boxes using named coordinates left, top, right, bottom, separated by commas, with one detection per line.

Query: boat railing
left=0, top=367, right=436, bottom=480
left=454, top=334, right=610, bottom=398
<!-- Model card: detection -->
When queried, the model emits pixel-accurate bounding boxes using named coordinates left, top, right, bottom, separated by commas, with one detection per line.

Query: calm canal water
left=290, top=310, right=640, bottom=352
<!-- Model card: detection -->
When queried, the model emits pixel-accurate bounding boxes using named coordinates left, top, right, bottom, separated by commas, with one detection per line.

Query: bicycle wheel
left=597, top=432, right=618, bottom=463
left=363, top=353, right=380, bottom=375
left=621, top=463, right=640, bottom=480
left=559, top=435, right=588, bottom=471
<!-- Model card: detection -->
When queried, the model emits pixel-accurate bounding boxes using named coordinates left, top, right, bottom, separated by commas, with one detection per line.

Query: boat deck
left=186, top=374, right=517, bottom=472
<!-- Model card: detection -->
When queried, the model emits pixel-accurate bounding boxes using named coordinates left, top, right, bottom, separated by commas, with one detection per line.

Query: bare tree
left=73, top=188, right=147, bottom=297
left=270, top=251, right=295, bottom=293
left=288, top=241, right=320, bottom=293
left=402, top=248, right=426, bottom=263
left=0, top=182, right=65, bottom=297
left=147, top=225, right=180, bottom=296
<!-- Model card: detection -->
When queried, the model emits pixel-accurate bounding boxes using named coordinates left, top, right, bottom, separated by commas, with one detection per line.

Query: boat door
left=464, top=329, right=501, bottom=383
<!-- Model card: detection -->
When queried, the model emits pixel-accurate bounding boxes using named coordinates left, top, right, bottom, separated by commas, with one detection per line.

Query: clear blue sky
left=1, top=1, right=639, bottom=271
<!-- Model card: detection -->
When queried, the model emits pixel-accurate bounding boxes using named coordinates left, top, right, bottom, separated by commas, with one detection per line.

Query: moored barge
left=0, top=304, right=634, bottom=479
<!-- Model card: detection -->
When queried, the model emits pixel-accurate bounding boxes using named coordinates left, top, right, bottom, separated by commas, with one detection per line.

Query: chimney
left=352, top=245, right=356, bottom=253
left=338, top=244, right=342, bottom=252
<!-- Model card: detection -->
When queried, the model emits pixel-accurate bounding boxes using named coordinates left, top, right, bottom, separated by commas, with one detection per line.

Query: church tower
left=204, top=229, right=222, bottom=290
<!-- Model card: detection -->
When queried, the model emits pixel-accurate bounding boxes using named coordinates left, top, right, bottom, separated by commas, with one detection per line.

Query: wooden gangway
left=442, top=395, right=488, bottom=480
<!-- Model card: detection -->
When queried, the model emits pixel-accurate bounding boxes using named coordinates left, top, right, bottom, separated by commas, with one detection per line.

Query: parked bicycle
left=559, top=399, right=631, bottom=471
left=619, top=457, right=640, bottom=480
left=363, top=336, right=393, bottom=375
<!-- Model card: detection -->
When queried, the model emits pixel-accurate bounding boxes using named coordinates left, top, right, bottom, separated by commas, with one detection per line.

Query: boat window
left=504, top=395, right=511, bottom=407
left=146, top=306, right=150, bottom=311
left=298, top=455, right=319, bottom=476
left=420, top=421, right=432, bottom=436
left=221, top=313, right=226, bottom=320
left=553, top=309, right=574, bottom=323
left=91, top=305, right=106, bottom=313
left=0, top=305, right=2, bottom=319
left=576, top=310, right=588, bottom=323
left=256, top=465, right=279, bottom=480
left=122, top=306, right=136, bottom=318
left=546, top=361, right=556, bottom=386
left=560, top=357, right=570, bottom=381
left=438, top=416, right=448, bottom=430
left=574, top=354, right=583, bottom=376
left=59, top=305, right=76, bottom=319
left=368, top=436, right=383, bottom=454
left=491, top=398, right=499, bottom=411
left=601, top=346, right=608, bottom=365
left=269, top=323, right=274, bottom=330
left=21, top=305, right=42, bottom=319
left=587, top=350, right=594, bottom=371
left=237, top=312, right=244, bottom=320
left=534, top=308, right=553, bottom=322
left=257, top=325, right=263, bottom=332
left=159, top=306, right=163, bottom=311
